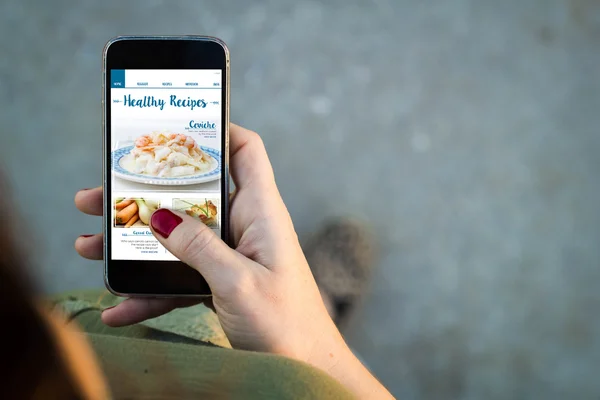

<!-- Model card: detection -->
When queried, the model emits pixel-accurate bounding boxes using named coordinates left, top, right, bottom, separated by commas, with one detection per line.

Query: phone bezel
left=102, top=36, right=230, bottom=297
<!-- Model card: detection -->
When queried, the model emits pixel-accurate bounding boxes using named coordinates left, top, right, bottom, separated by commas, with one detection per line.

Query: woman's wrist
left=303, top=327, right=394, bottom=399
left=326, top=345, right=394, bottom=399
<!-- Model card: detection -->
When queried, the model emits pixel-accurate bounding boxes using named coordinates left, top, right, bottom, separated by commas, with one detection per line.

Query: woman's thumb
left=149, top=208, right=238, bottom=289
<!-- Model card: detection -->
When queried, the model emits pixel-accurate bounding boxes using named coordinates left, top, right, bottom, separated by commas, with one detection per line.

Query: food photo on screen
left=113, top=198, right=160, bottom=228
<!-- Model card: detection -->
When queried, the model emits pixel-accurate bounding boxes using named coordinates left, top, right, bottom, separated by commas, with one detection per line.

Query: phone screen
left=109, top=69, right=223, bottom=261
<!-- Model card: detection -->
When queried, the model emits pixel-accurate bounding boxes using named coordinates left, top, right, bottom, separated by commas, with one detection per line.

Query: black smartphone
left=102, top=36, right=229, bottom=297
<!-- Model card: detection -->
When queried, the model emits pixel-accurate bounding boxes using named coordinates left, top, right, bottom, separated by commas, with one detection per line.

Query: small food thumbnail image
left=114, top=198, right=160, bottom=228
left=172, top=198, right=218, bottom=228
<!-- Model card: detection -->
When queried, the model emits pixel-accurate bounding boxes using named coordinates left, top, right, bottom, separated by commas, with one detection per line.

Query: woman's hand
left=75, top=123, right=393, bottom=399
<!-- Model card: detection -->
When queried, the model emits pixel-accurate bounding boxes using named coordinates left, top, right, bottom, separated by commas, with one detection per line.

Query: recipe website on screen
left=110, top=69, right=222, bottom=261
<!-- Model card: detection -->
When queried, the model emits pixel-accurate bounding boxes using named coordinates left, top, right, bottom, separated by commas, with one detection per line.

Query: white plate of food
left=111, top=133, right=221, bottom=185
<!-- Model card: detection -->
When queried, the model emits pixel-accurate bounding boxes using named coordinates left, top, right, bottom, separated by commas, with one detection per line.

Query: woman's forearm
left=306, top=334, right=394, bottom=399
left=328, top=346, right=395, bottom=399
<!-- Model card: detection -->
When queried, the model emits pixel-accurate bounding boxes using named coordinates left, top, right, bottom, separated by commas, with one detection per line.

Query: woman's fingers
left=75, top=234, right=103, bottom=260
left=229, top=123, right=277, bottom=192
left=75, top=187, right=103, bottom=216
left=101, top=297, right=201, bottom=327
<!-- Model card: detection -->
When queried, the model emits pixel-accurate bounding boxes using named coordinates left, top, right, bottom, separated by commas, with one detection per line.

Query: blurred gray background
left=1, top=0, right=599, bottom=398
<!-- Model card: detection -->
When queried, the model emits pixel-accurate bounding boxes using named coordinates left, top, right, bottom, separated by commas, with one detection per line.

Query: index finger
left=75, top=187, right=103, bottom=216
left=229, top=123, right=276, bottom=191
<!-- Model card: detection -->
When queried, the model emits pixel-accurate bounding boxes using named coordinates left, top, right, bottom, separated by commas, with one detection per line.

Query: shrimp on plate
left=128, top=132, right=212, bottom=177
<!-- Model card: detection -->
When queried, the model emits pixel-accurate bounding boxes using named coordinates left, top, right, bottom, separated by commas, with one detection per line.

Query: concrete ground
left=1, top=0, right=600, bottom=398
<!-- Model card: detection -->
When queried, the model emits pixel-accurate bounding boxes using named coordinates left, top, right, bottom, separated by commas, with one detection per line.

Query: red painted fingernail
left=80, top=234, right=94, bottom=238
left=150, top=209, right=182, bottom=239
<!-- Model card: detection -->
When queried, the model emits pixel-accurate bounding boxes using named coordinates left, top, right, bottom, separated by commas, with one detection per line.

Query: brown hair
left=0, top=176, right=82, bottom=399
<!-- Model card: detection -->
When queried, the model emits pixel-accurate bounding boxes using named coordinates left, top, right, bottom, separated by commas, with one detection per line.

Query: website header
left=111, top=69, right=221, bottom=89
